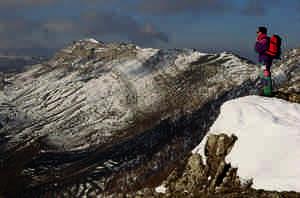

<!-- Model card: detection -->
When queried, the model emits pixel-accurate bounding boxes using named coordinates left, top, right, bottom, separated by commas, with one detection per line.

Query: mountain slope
left=0, top=39, right=259, bottom=152
left=0, top=39, right=299, bottom=197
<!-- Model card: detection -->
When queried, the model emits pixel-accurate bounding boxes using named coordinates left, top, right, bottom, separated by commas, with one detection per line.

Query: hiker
left=255, top=26, right=273, bottom=74
left=255, top=26, right=281, bottom=96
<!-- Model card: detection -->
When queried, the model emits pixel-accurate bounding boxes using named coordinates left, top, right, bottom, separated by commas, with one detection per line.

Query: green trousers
left=259, top=64, right=272, bottom=96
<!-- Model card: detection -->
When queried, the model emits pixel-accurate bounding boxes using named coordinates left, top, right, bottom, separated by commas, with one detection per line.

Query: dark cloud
left=296, top=1, right=300, bottom=11
left=80, top=11, right=169, bottom=44
left=1, top=0, right=295, bottom=60
left=0, top=0, right=57, bottom=7
left=43, top=21, right=75, bottom=33
left=242, top=0, right=266, bottom=16
left=0, top=18, right=41, bottom=46
left=137, top=0, right=232, bottom=15
left=241, top=0, right=282, bottom=16
left=137, top=0, right=287, bottom=16
left=0, top=17, right=55, bottom=56
left=0, top=10, right=169, bottom=57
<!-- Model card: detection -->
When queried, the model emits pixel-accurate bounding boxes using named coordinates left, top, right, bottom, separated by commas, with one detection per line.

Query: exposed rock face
left=274, top=48, right=300, bottom=93
left=272, top=48, right=300, bottom=103
left=143, top=134, right=300, bottom=198
left=0, top=39, right=299, bottom=197
left=164, top=134, right=240, bottom=196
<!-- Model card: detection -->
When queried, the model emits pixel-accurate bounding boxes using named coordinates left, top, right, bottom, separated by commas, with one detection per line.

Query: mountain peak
left=1, top=39, right=258, bottom=151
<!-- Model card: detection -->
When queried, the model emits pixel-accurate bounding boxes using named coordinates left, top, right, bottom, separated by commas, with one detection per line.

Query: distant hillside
left=0, top=55, right=44, bottom=73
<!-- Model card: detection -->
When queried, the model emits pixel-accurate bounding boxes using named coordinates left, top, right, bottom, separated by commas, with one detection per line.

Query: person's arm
left=255, top=38, right=268, bottom=54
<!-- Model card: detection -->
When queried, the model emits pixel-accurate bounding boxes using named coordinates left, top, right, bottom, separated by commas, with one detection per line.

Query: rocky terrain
left=0, top=39, right=299, bottom=197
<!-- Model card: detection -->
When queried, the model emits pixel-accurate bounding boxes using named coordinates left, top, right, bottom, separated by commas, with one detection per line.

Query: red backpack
left=266, top=35, right=282, bottom=59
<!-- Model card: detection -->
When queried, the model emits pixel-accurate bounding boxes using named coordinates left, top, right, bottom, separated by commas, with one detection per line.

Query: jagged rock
left=161, top=134, right=241, bottom=197
left=273, top=49, right=300, bottom=93
left=156, top=134, right=300, bottom=198
left=0, top=39, right=299, bottom=197
left=274, top=91, right=300, bottom=103
left=0, top=73, right=4, bottom=90
left=271, top=48, right=300, bottom=103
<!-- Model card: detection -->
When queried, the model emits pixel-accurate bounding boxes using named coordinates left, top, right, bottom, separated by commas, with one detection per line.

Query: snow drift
left=193, top=95, right=300, bottom=192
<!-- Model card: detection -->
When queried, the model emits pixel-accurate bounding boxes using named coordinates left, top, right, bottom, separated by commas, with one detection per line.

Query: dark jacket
left=255, top=33, right=273, bottom=67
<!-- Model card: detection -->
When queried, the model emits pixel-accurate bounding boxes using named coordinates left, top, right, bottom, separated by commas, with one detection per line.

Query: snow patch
left=84, top=38, right=99, bottom=44
left=174, top=51, right=207, bottom=69
left=155, top=184, right=167, bottom=194
left=136, top=47, right=160, bottom=61
left=193, top=95, right=300, bottom=192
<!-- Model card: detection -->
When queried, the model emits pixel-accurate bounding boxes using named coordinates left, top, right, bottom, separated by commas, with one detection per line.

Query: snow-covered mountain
left=0, top=39, right=299, bottom=197
left=0, top=39, right=259, bottom=152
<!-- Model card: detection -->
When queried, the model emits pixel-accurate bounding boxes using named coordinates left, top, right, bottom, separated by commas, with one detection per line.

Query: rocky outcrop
left=273, top=49, right=300, bottom=93
left=0, top=39, right=299, bottom=197
left=271, top=49, right=300, bottom=103
left=271, top=48, right=300, bottom=103
left=163, top=134, right=240, bottom=196
left=108, top=134, right=300, bottom=197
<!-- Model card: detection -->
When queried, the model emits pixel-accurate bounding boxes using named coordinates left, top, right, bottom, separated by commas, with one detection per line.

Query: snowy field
left=193, top=95, right=300, bottom=192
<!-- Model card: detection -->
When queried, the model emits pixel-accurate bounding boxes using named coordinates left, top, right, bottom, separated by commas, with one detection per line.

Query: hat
left=258, top=26, right=267, bottom=34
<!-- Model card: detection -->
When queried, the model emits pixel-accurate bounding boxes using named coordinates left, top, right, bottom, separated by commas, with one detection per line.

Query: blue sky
left=0, top=0, right=300, bottom=62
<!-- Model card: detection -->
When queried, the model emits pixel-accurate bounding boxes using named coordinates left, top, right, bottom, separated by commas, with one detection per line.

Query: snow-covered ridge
left=0, top=40, right=259, bottom=151
left=82, top=38, right=100, bottom=44
left=193, top=95, right=300, bottom=192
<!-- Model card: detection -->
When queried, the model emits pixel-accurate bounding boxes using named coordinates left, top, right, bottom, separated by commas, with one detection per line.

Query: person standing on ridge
left=255, top=26, right=273, bottom=96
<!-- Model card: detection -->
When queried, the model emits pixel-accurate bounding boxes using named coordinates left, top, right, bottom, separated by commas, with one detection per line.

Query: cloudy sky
left=1, top=0, right=300, bottom=62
